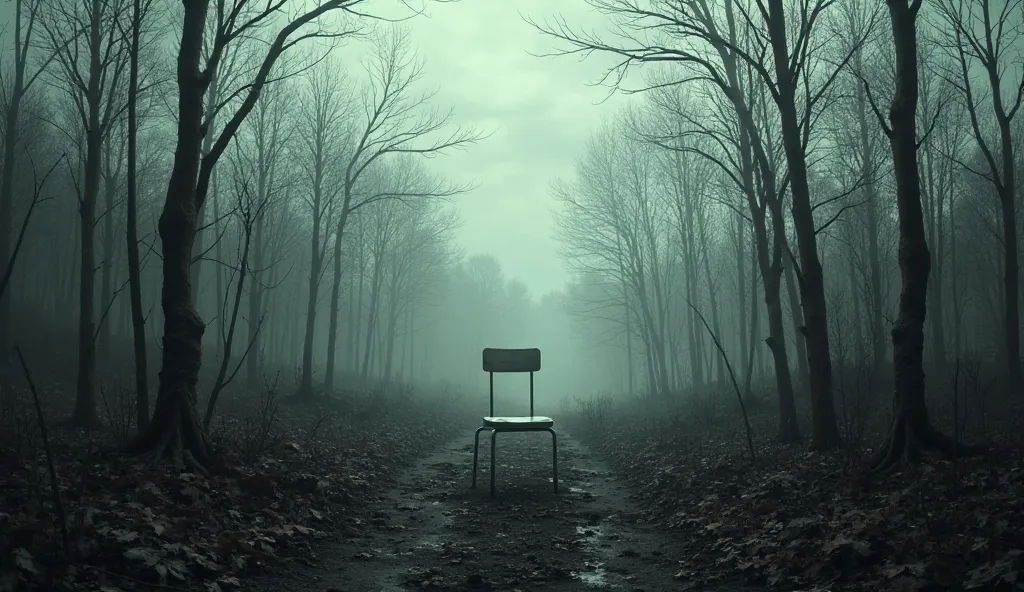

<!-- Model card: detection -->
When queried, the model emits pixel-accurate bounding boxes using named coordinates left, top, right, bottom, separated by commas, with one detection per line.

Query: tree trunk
left=126, top=0, right=149, bottom=429
left=382, top=291, right=399, bottom=383
left=744, top=231, right=759, bottom=397
left=297, top=186, right=324, bottom=400
left=854, top=64, right=887, bottom=375
left=203, top=223, right=251, bottom=428
left=323, top=205, right=350, bottom=393
left=0, top=1, right=24, bottom=352
left=98, top=142, right=118, bottom=362
left=245, top=213, right=264, bottom=391
left=124, top=0, right=212, bottom=469
left=997, top=173, right=1020, bottom=388
left=735, top=213, right=749, bottom=386
left=190, top=73, right=219, bottom=317
left=212, top=171, right=224, bottom=357
left=70, top=8, right=104, bottom=428
left=701, top=244, right=726, bottom=385
left=848, top=246, right=865, bottom=360
left=360, top=254, right=383, bottom=379
left=766, top=0, right=840, bottom=449
left=870, top=0, right=957, bottom=471
left=761, top=196, right=800, bottom=442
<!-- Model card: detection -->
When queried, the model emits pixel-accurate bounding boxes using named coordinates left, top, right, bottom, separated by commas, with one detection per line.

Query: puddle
left=574, top=561, right=609, bottom=587
left=573, top=525, right=621, bottom=588
left=576, top=524, right=603, bottom=541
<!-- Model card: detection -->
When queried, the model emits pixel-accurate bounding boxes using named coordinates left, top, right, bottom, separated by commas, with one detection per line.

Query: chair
left=471, top=347, right=558, bottom=497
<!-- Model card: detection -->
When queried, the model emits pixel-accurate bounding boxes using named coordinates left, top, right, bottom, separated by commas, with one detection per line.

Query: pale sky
left=403, top=0, right=630, bottom=299
left=0, top=0, right=630, bottom=298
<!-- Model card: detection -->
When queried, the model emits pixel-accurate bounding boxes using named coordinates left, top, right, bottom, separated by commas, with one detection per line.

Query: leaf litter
left=570, top=396, right=1024, bottom=591
left=0, top=380, right=470, bottom=591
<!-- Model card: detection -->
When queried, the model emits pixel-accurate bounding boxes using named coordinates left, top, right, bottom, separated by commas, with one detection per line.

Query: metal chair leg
left=548, top=428, right=558, bottom=493
left=490, top=429, right=498, bottom=497
left=471, top=427, right=488, bottom=488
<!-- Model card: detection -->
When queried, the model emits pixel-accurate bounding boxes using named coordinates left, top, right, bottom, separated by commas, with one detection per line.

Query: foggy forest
left=0, top=0, right=1022, bottom=590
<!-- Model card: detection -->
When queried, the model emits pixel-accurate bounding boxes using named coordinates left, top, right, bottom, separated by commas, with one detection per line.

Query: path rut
left=253, top=431, right=746, bottom=592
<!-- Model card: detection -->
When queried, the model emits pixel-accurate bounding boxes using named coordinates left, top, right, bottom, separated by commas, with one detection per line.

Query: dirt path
left=254, top=430, right=749, bottom=591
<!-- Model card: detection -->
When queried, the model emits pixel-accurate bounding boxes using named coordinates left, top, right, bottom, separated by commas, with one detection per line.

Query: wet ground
left=253, top=431, right=749, bottom=591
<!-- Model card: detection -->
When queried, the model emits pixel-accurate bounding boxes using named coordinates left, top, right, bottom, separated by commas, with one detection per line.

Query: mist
left=1, top=0, right=1023, bottom=590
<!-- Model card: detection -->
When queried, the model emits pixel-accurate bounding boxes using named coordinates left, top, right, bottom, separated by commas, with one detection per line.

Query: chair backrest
left=482, top=348, right=541, bottom=417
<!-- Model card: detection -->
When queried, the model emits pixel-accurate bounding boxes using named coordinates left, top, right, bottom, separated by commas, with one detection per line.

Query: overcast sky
left=0, top=0, right=629, bottom=299
left=403, top=0, right=630, bottom=299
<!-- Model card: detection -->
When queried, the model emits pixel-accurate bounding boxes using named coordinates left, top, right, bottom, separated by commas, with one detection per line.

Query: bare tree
left=295, top=57, right=352, bottom=399
left=238, top=79, right=293, bottom=391
left=123, top=0, right=388, bottom=469
left=321, top=27, right=481, bottom=394
left=0, top=0, right=59, bottom=352
left=640, top=60, right=802, bottom=441
left=836, top=0, right=889, bottom=374
left=917, top=40, right=965, bottom=372
left=203, top=164, right=270, bottom=428
left=120, top=0, right=158, bottom=430
left=0, top=153, right=63, bottom=305
left=934, top=0, right=1024, bottom=389
left=44, top=0, right=130, bottom=427
left=553, top=117, right=674, bottom=396
left=529, top=0, right=863, bottom=448
left=867, top=0, right=957, bottom=470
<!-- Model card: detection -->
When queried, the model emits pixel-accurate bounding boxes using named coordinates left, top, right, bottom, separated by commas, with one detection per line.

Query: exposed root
left=868, top=411, right=986, bottom=474
left=123, top=389, right=212, bottom=476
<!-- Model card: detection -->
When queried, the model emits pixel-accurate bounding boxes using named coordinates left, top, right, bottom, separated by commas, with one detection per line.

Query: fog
left=0, top=0, right=1022, bottom=432
left=4, top=0, right=1024, bottom=588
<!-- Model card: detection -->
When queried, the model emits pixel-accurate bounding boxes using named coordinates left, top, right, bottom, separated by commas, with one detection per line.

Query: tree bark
left=124, top=0, right=211, bottom=469
left=70, top=2, right=105, bottom=428
left=0, top=0, right=26, bottom=353
left=203, top=219, right=251, bottom=429
left=297, top=214, right=322, bottom=399
left=323, top=204, right=350, bottom=393
left=763, top=196, right=800, bottom=442
left=870, top=0, right=958, bottom=471
left=126, top=0, right=149, bottom=430
left=98, top=139, right=120, bottom=362
left=765, top=0, right=841, bottom=449
left=997, top=183, right=1020, bottom=387
left=190, top=72, right=219, bottom=314
left=854, top=64, right=887, bottom=374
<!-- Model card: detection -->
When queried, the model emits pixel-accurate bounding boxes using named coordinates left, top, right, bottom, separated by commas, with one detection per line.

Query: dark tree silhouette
left=124, top=0, right=372, bottom=470
left=868, top=0, right=957, bottom=470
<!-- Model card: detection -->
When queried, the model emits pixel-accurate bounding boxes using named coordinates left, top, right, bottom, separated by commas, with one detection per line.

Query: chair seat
left=483, top=415, right=554, bottom=429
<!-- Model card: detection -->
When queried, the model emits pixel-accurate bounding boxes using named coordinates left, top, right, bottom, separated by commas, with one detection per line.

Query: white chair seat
left=482, top=415, right=554, bottom=429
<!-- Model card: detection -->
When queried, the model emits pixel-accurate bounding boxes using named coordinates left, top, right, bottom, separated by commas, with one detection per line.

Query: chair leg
left=471, top=427, right=488, bottom=488
left=490, top=429, right=498, bottom=497
left=548, top=427, right=558, bottom=493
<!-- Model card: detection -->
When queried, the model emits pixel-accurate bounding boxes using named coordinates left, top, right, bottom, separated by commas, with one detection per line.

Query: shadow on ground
left=251, top=431, right=754, bottom=591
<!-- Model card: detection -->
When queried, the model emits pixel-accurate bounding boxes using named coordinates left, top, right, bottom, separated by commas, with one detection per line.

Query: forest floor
left=564, top=391, right=1024, bottom=592
left=249, top=432, right=751, bottom=592
left=0, top=366, right=470, bottom=592
left=3, top=361, right=1024, bottom=591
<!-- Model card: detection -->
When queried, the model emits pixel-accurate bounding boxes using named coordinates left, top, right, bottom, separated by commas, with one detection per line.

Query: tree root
left=868, top=411, right=987, bottom=474
left=123, top=389, right=212, bottom=476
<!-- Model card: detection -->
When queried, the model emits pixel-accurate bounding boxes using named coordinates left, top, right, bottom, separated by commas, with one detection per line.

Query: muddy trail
left=253, top=431, right=750, bottom=592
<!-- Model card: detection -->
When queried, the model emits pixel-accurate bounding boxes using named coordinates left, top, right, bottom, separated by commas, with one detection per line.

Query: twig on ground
left=685, top=299, right=756, bottom=461
left=15, top=344, right=70, bottom=558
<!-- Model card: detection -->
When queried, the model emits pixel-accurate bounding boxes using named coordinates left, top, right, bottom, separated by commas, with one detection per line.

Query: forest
left=0, top=0, right=1022, bottom=590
